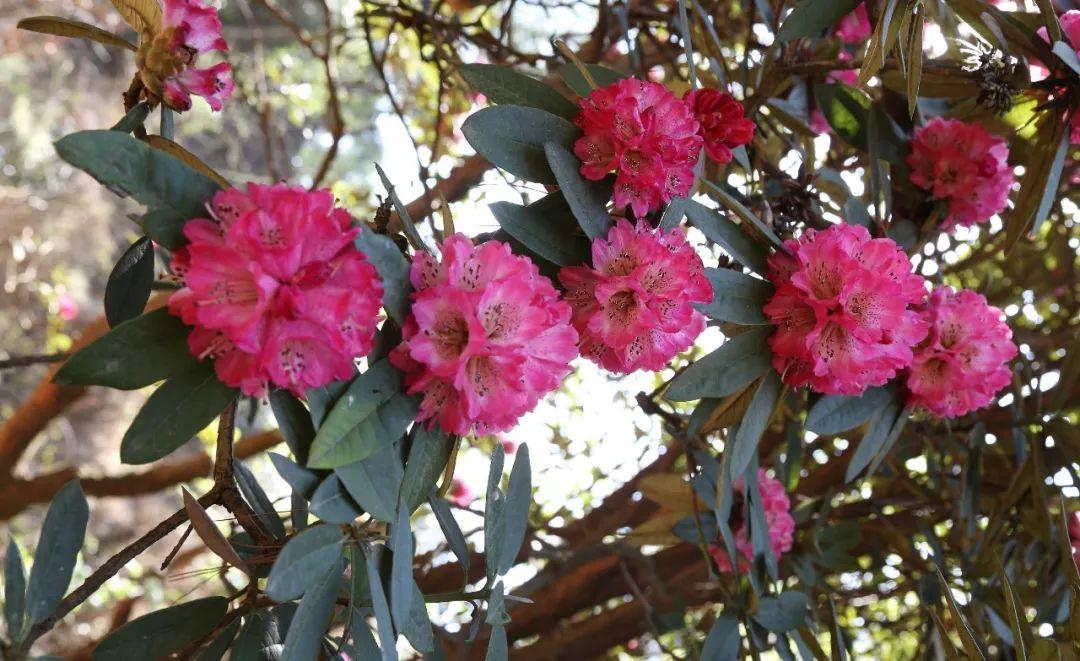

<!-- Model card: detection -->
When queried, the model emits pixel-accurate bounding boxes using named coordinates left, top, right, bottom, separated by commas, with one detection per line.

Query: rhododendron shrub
left=136, top=0, right=234, bottom=111
left=169, top=183, right=384, bottom=397
left=905, top=286, right=1017, bottom=418
left=573, top=79, right=703, bottom=217
left=708, top=470, right=795, bottom=574
left=391, top=234, right=578, bottom=435
left=763, top=223, right=928, bottom=395
left=907, top=118, right=1014, bottom=231
left=559, top=219, right=712, bottom=373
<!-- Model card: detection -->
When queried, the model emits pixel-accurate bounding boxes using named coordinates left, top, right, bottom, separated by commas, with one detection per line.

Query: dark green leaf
left=557, top=63, right=628, bottom=97
left=307, top=381, right=351, bottom=430
left=485, top=625, right=508, bottom=661
left=429, top=496, right=470, bottom=586
left=702, top=615, right=741, bottom=659
left=702, top=180, right=783, bottom=249
left=307, top=360, right=415, bottom=469
left=498, top=445, right=531, bottom=575
left=665, top=327, right=773, bottom=401
left=270, top=390, right=316, bottom=465
left=53, top=130, right=221, bottom=250
left=231, top=608, right=289, bottom=661
left=4, top=538, right=27, bottom=643
left=401, top=580, right=434, bottom=654
left=364, top=545, right=400, bottom=661
left=754, top=591, right=809, bottom=633
left=26, top=480, right=88, bottom=623
left=193, top=617, right=240, bottom=661
left=91, top=597, right=228, bottom=660
left=104, top=237, right=155, bottom=328
left=696, top=268, right=773, bottom=325
left=461, top=106, right=580, bottom=184
left=337, top=444, right=405, bottom=523
left=485, top=444, right=507, bottom=582
left=844, top=398, right=905, bottom=482
left=805, top=386, right=893, bottom=435
left=235, top=460, right=287, bottom=540
left=266, top=524, right=344, bottom=602
left=489, top=200, right=590, bottom=267
left=310, top=474, right=364, bottom=525
left=399, top=426, right=454, bottom=515
left=17, top=16, right=136, bottom=50
left=776, top=0, right=861, bottom=41
left=354, top=230, right=411, bottom=326
left=347, top=608, right=382, bottom=660
left=120, top=363, right=237, bottom=464
left=389, top=507, right=414, bottom=633
left=270, top=452, right=321, bottom=500
left=110, top=102, right=150, bottom=133
left=54, top=307, right=198, bottom=390
left=682, top=199, right=769, bottom=275
left=544, top=142, right=613, bottom=240
left=281, top=557, right=343, bottom=661
left=814, top=84, right=907, bottom=163
left=459, top=64, right=579, bottom=119
left=1009, top=118, right=1068, bottom=249
left=937, top=570, right=989, bottom=660
left=1000, top=568, right=1031, bottom=659
left=727, top=371, right=782, bottom=480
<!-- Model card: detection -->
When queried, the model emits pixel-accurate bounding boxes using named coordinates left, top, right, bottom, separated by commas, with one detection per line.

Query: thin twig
left=0, top=353, right=67, bottom=370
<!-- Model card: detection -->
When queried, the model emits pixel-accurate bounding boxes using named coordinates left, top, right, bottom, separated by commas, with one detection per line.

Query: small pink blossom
left=57, top=293, right=79, bottom=321
left=683, top=88, right=755, bottom=164
left=907, top=118, right=1014, bottom=232
left=390, top=234, right=578, bottom=436
left=559, top=220, right=712, bottom=374
left=448, top=478, right=475, bottom=507
left=835, top=3, right=871, bottom=44
left=573, top=79, right=703, bottom=217
left=763, top=223, right=928, bottom=395
left=499, top=437, right=517, bottom=454
left=708, top=470, right=795, bottom=574
left=905, top=286, right=1016, bottom=418
left=136, top=0, right=233, bottom=112
left=169, top=183, right=383, bottom=397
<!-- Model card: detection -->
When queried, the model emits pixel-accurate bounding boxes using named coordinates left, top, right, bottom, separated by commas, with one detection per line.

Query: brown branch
left=0, top=352, right=67, bottom=370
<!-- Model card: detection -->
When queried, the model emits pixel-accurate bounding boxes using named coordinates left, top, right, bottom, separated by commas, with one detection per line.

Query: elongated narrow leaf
left=666, top=327, right=773, bottom=401
left=1000, top=569, right=1031, bottom=659
left=270, top=452, right=321, bottom=500
left=814, top=84, right=907, bottom=163
left=231, top=608, right=290, bottom=659
left=402, top=580, right=435, bottom=653
left=109, top=0, right=162, bottom=32
left=682, top=199, right=768, bottom=275
left=776, top=0, right=861, bottom=41
left=17, top=16, right=136, bottom=50
left=54, top=308, right=198, bottom=390
left=54, top=131, right=220, bottom=250
left=399, top=426, right=455, bottom=515
left=937, top=570, right=989, bottom=660
left=193, top=617, right=240, bottom=661
left=430, top=495, right=470, bottom=586
left=702, top=180, right=782, bottom=248
left=489, top=199, right=590, bottom=267
left=111, top=102, right=150, bottom=133
left=754, top=591, right=809, bottom=633
left=1053, top=41, right=1080, bottom=75
left=309, top=474, right=364, bottom=524
left=281, top=557, right=343, bottom=661
left=181, top=488, right=249, bottom=574
left=544, top=142, right=613, bottom=240
left=498, top=445, right=531, bottom=575
left=142, top=135, right=229, bottom=188
left=906, top=8, right=924, bottom=117
left=234, top=461, right=287, bottom=540
left=462, top=106, right=580, bottom=184
left=337, top=444, right=405, bottom=523
left=1007, top=114, right=1067, bottom=250
left=4, top=538, right=27, bottom=644
left=91, top=597, right=228, bottom=660
left=266, top=524, right=344, bottom=602
left=557, top=62, right=628, bottom=97
left=844, top=399, right=905, bottom=482
left=25, top=480, right=89, bottom=624
left=364, top=545, right=400, bottom=661
left=120, top=363, right=237, bottom=464
left=696, top=268, right=773, bottom=325
left=270, top=390, right=316, bottom=465
left=389, top=507, right=414, bottom=633
left=354, top=229, right=411, bottom=325
left=307, top=360, right=414, bottom=469
left=702, top=615, right=740, bottom=659
left=727, top=372, right=782, bottom=480
left=805, top=386, right=893, bottom=435
left=485, top=444, right=507, bottom=582
left=104, top=237, right=155, bottom=328
left=459, top=64, right=579, bottom=119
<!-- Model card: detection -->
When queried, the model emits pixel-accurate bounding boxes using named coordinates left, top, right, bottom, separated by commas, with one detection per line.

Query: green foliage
left=461, top=105, right=580, bottom=184
left=25, top=481, right=88, bottom=624
left=103, top=238, right=155, bottom=328
left=91, top=597, right=229, bottom=660
left=265, top=524, right=344, bottom=603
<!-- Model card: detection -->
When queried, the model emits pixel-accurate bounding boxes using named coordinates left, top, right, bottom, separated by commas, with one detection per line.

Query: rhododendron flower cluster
left=835, top=3, right=871, bottom=44
left=683, top=89, right=756, bottom=164
left=390, top=234, right=578, bottom=436
left=574, top=79, right=703, bottom=217
left=763, top=223, right=928, bottom=395
left=708, top=470, right=795, bottom=574
left=169, top=183, right=383, bottom=397
left=559, top=220, right=712, bottom=374
left=907, top=118, right=1014, bottom=231
left=135, top=0, right=234, bottom=112
left=905, top=286, right=1017, bottom=418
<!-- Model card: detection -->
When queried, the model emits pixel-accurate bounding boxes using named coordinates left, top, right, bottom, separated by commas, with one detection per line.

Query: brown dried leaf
left=181, top=487, right=249, bottom=575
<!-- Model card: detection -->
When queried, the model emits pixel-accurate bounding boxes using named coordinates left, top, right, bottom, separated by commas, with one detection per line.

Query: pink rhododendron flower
left=135, top=0, right=234, bottom=112
left=835, top=3, right=871, bottom=44
left=573, top=79, right=703, bottom=217
left=763, top=223, right=928, bottom=395
left=448, top=478, right=475, bottom=507
left=905, top=286, right=1017, bottom=418
left=390, top=234, right=578, bottom=436
left=683, top=88, right=756, bottom=164
left=57, top=293, right=79, bottom=322
left=498, top=436, right=517, bottom=454
left=708, top=470, right=795, bottom=574
left=907, top=118, right=1014, bottom=232
left=168, top=183, right=383, bottom=397
left=559, top=220, right=712, bottom=374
